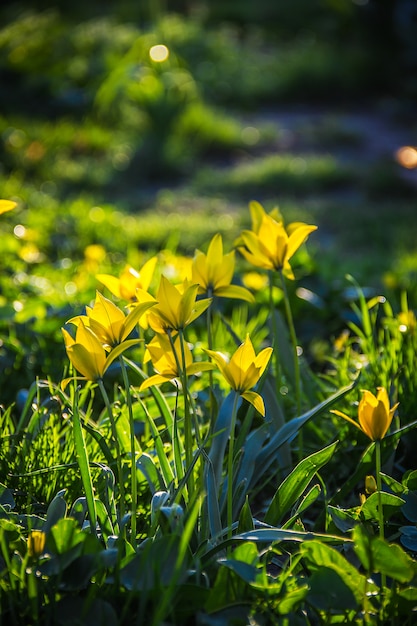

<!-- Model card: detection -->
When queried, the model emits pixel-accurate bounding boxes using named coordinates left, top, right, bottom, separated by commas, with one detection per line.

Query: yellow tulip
left=67, top=291, right=155, bottom=348
left=62, top=320, right=140, bottom=381
left=331, top=387, right=399, bottom=441
left=97, top=256, right=158, bottom=301
left=205, top=334, right=273, bottom=415
left=140, top=333, right=214, bottom=389
left=137, top=275, right=211, bottom=333
left=191, top=233, right=254, bottom=302
left=27, top=530, right=46, bottom=558
left=237, top=200, right=317, bottom=279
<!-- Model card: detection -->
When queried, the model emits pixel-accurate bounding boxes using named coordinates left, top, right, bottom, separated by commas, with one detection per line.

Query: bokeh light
left=149, top=44, right=169, bottom=62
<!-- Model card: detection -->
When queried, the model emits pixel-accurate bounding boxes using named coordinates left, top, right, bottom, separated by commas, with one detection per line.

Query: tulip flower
left=62, top=320, right=140, bottom=381
left=191, top=233, right=254, bottom=302
left=331, top=387, right=398, bottom=441
left=97, top=256, right=158, bottom=301
left=137, top=275, right=211, bottom=334
left=67, top=291, right=155, bottom=348
left=27, top=530, right=46, bottom=559
left=139, top=334, right=214, bottom=390
left=237, top=200, right=317, bottom=279
left=205, top=334, right=273, bottom=415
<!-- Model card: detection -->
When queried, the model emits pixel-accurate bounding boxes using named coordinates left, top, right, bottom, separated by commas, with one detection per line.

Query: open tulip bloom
left=137, top=275, right=212, bottom=334
left=237, top=200, right=317, bottom=279
left=139, top=333, right=214, bottom=390
left=67, top=291, right=155, bottom=348
left=205, top=334, right=273, bottom=416
left=191, top=233, right=254, bottom=302
left=96, top=256, right=158, bottom=302
left=62, top=319, right=141, bottom=382
left=331, top=386, right=399, bottom=441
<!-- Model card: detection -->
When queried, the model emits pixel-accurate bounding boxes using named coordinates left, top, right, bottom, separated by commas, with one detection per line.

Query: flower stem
left=98, top=378, right=125, bottom=522
left=279, top=270, right=303, bottom=458
left=120, top=356, right=138, bottom=548
left=268, top=271, right=282, bottom=394
left=376, top=440, right=387, bottom=596
left=227, top=392, right=240, bottom=542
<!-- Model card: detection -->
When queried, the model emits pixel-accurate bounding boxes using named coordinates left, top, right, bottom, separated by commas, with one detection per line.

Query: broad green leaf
left=360, top=491, right=405, bottom=522
left=44, top=489, right=68, bottom=533
left=353, top=525, right=414, bottom=582
left=300, top=539, right=370, bottom=604
left=307, top=566, right=358, bottom=611
left=264, top=441, right=338, bottom=526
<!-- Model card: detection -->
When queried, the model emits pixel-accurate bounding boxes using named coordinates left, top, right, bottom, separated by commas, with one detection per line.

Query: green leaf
left=300, top=540, right=370, bottom=604
left=44, top=489, right=68, bottom=533
left=307, top=566, right=358, bottom=611
left=353, top=525, right=414, bottom=582
left=360, top=491, right=405, bottom=522
left=238, top=497, right=255, bottom=534
left=283, top=483, right=321, bottom=529
left=264, top=441, right=338, bottom=526
left=254, top=383, right=355, bottom=487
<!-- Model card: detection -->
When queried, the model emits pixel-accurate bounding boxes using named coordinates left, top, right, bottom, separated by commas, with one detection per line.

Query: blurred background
left=0, top=0, right=417, bottom=403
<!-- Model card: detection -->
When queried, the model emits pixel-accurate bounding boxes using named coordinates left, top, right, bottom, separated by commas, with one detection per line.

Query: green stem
left=376, top=440, right=387, bottom=597
left=178, top=328, right=195, bottom=496
left=207, top=287, right=215, bottom=426
left=168, top=329, right=194, bottom=498
left=120, top=356, right=138, bottom=548
left=279, top=270, right=303, bottom=459
left=279, top=270, right=301, bottom=414
left=227, top=391, right=240, bottom=542
left=98, top=379, right=125, bottom=522
left=268, top=271, right=281, bottom=394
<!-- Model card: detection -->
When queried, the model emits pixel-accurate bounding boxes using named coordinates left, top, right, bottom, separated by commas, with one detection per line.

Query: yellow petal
left=286, top=224, right=317, bottom=261
left=249, top=200, right=266, bottom=233
left=0, top=199, right=17, bottom=215
left=96, top=273, right=123, bottom=299
left=241, top=390, right=265, bottom=416
left=214, top=284, right=255, bottom=302
left=139, top=373, right=173, bottom=390
left=122, top=300, right=156, bottom=340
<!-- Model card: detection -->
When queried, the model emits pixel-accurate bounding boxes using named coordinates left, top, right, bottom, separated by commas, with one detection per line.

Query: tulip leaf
left=254, top=381, right=355, bottom=487
left=264, top=441, right=338, bottom=526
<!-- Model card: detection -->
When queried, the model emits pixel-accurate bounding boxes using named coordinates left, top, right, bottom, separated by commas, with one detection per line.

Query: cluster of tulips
left=2, top=197, right=401, bottom=542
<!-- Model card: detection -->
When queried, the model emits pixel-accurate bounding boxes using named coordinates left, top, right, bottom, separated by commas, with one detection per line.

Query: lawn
left=1, top=2, right=417, bottom=624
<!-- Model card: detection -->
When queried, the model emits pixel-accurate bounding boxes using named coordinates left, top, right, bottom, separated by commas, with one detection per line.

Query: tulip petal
left=241, top=391, right=265, bottom=416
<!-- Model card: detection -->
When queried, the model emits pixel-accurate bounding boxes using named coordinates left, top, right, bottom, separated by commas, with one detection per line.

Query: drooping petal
left=215, top=284, right=255, bottom=302
left=139, top=373, right=173, bottom=390
left=241, top=390, right=265, bottom=416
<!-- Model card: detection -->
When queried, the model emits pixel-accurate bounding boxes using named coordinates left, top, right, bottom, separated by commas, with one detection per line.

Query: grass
left=1, top=4, right=417, bottom=624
